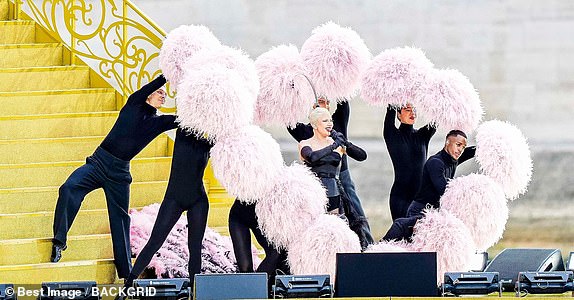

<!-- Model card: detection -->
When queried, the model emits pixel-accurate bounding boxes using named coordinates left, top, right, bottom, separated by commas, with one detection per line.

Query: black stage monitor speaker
left=38, top=281, right=100, bottom=300
left=335, top=252, right=438, bottom=297
left=484, top=248, right=565, bottom=291
left=194, top=273, right=267, bottom=300
left=441, top=272, right=501, bottom=296
left=272, top=274, right=332, bottom=298
left=0, top=284, right=16, bottom=300
left=516, top=271, right=574, bottom=296
left=133, top=278, right=190, bottom=299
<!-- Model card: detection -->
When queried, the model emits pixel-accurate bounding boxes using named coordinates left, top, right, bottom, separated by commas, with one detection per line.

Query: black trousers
left=389, top=193, right=412, bottom=221
left=382, top=201, right=426, bottom=242
left=53, top=146, right=133, bottom=278
left=128, top=128, right=212, bottom=285
left=130, top=198, right=209, bottom=283
left=228, top=200, right=289, bottom=280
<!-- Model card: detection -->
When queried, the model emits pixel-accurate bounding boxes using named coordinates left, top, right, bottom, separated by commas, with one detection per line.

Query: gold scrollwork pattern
left=11, top=0, right=175, bottom=108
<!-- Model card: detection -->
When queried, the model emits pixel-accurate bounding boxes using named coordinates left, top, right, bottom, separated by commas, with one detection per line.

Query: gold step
left=0, top=157, right=171, bottom=189
left=0, top=112, right=118, bottom=139
left=0, top=234, right=113, bottom=266
left=0, top=135, right=169, bottom=164
left=0, top=88, right=117, bottom=116
left=0, top=43, right=63, bottom=68
left=0, top=181, right=169, bottom=214
left=0, top=203, right=233, bottom=239
left=0, top=65, right=90, bottom=92
left=0, top=259, right=116, bottom=284
left=0, top=20, right=35, bottom=44
left=0, top=0, right=9, bottom=21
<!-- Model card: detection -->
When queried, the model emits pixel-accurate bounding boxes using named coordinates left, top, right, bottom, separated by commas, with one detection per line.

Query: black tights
left=126, top=197, right=209, bottom=286
left=228, top=200, right=289, bottom=279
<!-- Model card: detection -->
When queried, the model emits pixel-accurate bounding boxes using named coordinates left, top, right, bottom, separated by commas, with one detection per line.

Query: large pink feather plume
left=158, top=25, right=221, bottom=87
left=175, top=63, right=254, bottom=142
left=209, top=125, right=284, bottom=203
left=440, top=173, right=509, bottom=251
left=415, top=69, right=483, bottom=133
left=411, top=209, right=475, bottom=283
left=288, top=214, right=361, bottom=279
left=360, top=47, right=434, bottom=107
left=300, top=22, right=371, bottom=101
left=255, top=163, right=328, bottom=249
left=365, top=239, right=413, bottom=253
left=184, top=45, right=260, bottom=103
left=254, top=44, right=316, bottom=127
left=475, top=120, right=533, bottom=200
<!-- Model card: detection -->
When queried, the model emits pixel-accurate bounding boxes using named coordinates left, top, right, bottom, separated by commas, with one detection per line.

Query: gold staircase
left=0, top=0, right=233, bottom=284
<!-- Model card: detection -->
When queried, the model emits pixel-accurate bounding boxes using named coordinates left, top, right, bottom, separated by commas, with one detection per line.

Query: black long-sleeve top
left=100, top=75, right=178, bottom=161
left=413, top=146, right=476, bottom=208
left=288, top=101, right=353, bottom=171
left=384, top=106, right=436, bottom=199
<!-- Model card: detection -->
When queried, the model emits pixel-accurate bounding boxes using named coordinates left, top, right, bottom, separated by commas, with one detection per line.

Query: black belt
left=315, top=172, right=336, bottom=178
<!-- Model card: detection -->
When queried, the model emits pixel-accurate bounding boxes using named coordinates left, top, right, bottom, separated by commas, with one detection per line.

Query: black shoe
left=50, top=243, right=67, bottom=262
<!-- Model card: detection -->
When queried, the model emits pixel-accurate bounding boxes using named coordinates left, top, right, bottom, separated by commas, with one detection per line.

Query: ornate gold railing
left=9, top=0, right=174, bottom=108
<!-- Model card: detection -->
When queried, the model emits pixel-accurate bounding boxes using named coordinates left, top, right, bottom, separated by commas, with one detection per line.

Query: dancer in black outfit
left=51, top=75, right=176, bottom=279
left=382, top=130, right=476, bottom=241
left=122, top=128, right=213, bottom=289
left=228, top=199, right=290, bottom=286
left=288, top=98, right=374, bottom=248
left=384, top=104, right=436, bottom=220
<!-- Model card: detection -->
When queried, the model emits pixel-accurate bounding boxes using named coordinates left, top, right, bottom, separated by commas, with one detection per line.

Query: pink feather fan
left=365, top=239, right=413, bottom=253
left=475, top=120, right=533, bottom=200
left=209, top=125, right=284, bottom=204
left=288, top=214, right=361, bottom=279
left=175, top=63, right=254, bottom=143
left=255, top=162, right=328, bottom=249
left=159, top=25, right=221, bottom=88
left=183, top=45, right=260, bottom=103
left=254, top=44, right=316, bottom=127
left=300, top=21, right=371, bottom=101
left=440, top=173, right=509, bottom=251
left=411, top=208, right=475, bottom=284
left=361, top=46, right=434, bottom=108
left=415, top=69, right=483, bottom=133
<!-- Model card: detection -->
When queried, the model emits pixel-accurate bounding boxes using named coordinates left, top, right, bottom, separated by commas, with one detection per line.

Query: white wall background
left=136, top=0, right=574, bottom=144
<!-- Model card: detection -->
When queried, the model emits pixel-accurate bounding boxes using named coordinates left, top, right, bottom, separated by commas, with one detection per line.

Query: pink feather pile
left=300, top=22, right=371, bottom=101
left=158, top=25, right=221, bottom=87
left=475, top=120, right=533, bottom=200
left=255, top=163, right=328, bottom=249
left=440, top=173, right=508, bottom=251
left=360, top=47, right=434, bottom=108
left=254, top=44, right=316, bottom=127
left=130, top=204, right=261, bottom=277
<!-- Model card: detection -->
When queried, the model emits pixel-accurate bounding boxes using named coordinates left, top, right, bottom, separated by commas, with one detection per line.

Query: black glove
left=330, top=130, right=347, bottom=147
